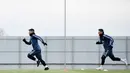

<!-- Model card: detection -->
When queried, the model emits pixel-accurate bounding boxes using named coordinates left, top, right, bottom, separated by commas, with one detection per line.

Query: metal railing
left=0, top=36, right=129, bottom=69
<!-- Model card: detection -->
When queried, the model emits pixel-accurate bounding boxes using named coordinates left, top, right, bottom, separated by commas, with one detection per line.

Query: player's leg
left=27, top=50, right=36, bottom=61
left=36, top=53, right=46, bottom=66
left=96, top=50, right=108, bottom=70
left=109, top=50, right=128, bottom=65
left=36, top=52, right=49, bottom=70
left=109, top=50, right=121, bottom=61
left=28, top=50, right=42, bottom=67
left=101, top=52, right=108, bottom=65
left=36, top=60, right=40, bottom=67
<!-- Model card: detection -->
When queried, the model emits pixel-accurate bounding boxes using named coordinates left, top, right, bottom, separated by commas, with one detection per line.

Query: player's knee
left=27, top=54, right=31, bottom=58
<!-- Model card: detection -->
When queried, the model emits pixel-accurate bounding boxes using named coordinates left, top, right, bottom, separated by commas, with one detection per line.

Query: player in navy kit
left=23, top=28, right=49, bottom=70
left=96, top=29, right=127, bottom=70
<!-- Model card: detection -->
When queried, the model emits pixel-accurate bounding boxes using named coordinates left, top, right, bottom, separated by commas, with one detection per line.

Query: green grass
left=0, top=69, right=129, bottom=73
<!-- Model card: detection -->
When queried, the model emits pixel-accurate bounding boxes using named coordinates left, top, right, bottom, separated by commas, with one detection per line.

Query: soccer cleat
left=121, top=59, right=128, bottom=65
left=44, top=67, right=49, bottom=71
left=96, top=66, right=103, bottom=70
left=37, top=60, right=40, bottom=67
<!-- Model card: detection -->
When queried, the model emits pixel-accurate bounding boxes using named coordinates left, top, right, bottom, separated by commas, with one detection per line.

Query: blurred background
left=0, top=0, right=130, bottom=70
left=0, top=0, right=130, bottom=36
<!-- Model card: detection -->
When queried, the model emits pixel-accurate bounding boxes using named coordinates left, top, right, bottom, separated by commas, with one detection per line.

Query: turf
left=0, top=69, right=130, bottom=73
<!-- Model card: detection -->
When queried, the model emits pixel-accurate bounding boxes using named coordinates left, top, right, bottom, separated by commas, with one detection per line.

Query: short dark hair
left=98, top=29, right=104, bottom=32
left=29, top=28, right=35, bottom=32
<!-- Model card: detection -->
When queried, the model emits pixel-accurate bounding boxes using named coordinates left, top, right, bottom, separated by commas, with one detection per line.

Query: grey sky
left=0, top=0, right=130, bottom=36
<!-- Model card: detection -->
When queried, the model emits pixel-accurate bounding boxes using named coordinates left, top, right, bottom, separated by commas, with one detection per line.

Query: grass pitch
left=0, top=69, right=129, bottom=73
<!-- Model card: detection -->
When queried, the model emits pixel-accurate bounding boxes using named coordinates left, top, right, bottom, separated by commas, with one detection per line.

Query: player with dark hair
left=96, top=29, right=127, bottom=70
left=23, top=28, right=49, bottom=70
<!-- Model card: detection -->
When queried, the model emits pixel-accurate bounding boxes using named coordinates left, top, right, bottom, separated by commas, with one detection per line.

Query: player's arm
left=23, top=38, right=31, bottom=45
left=33, top=35, right=47, bottom=46
left=96, top=37, right=103, bottom=44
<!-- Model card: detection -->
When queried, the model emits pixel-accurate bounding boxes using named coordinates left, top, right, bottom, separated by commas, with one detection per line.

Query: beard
left=99, top=33, right=104, bottom=37
left=29, top=33, right=35, bottom=36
